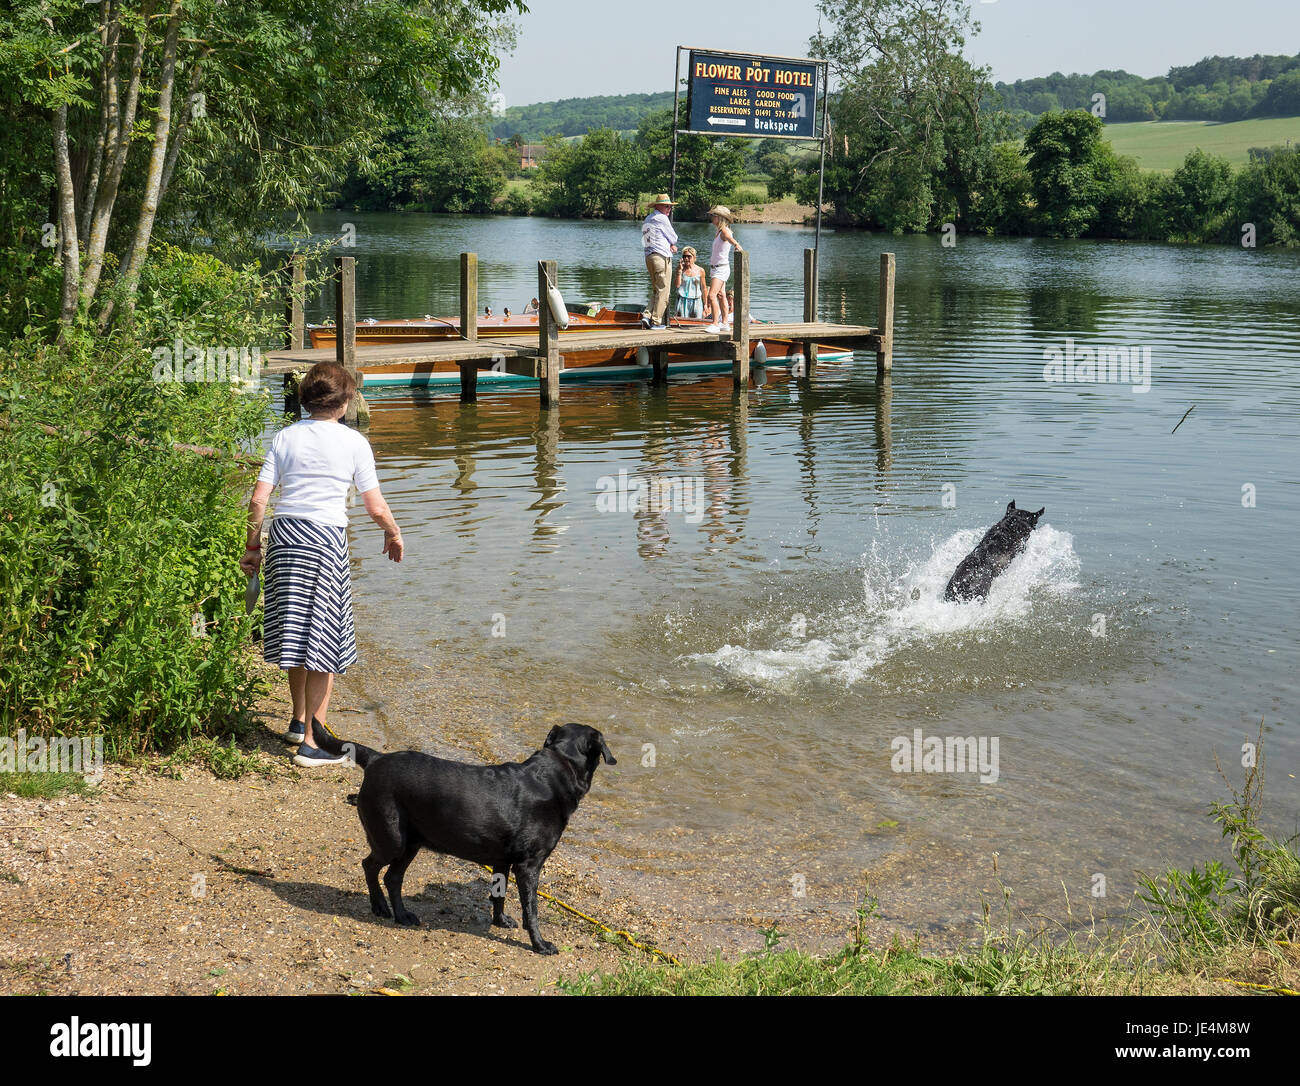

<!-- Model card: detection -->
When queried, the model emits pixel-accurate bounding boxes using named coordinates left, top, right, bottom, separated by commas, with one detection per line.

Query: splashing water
left=683, top=525, right=1082, bottom=692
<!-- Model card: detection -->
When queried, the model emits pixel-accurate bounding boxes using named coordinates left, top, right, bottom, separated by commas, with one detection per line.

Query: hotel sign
left=685, top=50, right=819, bottom=140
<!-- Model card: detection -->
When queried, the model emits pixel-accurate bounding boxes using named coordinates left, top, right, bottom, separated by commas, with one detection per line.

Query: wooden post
left=459, top=362, right=478, bottom=404
left=284, top=254, right=305, bottom=350
left=876, top=252, right=895, bottom=374
left=651, top=348, right=668, bottom=387
left=538, top=260, right=560, bottom=406
left=335, top=256, right=367, bottom=427
left=801, top=247, right=818, bottom=380
left=731, top=250, right=750, bottom=389
left=460, top=252, right=477, bottom=343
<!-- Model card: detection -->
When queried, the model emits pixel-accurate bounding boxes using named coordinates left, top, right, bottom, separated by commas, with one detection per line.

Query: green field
left=1103, top=117, right=1300, bottom=171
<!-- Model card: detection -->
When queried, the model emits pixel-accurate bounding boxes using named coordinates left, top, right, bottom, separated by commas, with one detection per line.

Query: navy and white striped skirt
left=262, top=517, right=359, bottom=674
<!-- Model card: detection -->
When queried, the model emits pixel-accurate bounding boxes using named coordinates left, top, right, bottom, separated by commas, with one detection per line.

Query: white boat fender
left=547, top=283, right=569, bottom=329
left=636, top=346, right=649, bottom=368
left=752, top=340, right=767, bottom=367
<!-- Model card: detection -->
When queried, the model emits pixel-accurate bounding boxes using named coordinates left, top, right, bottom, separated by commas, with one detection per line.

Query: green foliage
left=760, top=153, right=797, bottom=200
left=1236, top=146, right=1300, bottom=246
left=637, top=110, right=745, bottom=219
left=807, top=0, right=992, bottom=232
left=1023, top=111, right=1113, bottom=237
left=492, top=92, right=674, bottom=141
left=0, top=772, right=90, bottom=799
left=0, top=247, right=275, bottom=752
left=338, top=115, right=508, bottom=213
left=965, top=142, right=1033, bottom=235
left=534, top=129, right=645, bottom=219
left=1162, top=149, right=1235, bottom=242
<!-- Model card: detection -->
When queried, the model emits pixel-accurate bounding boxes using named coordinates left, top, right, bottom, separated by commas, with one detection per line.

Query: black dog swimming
left=312, top=722, right=615, bottom=954
left=943, top=501, right=1046, bottom=602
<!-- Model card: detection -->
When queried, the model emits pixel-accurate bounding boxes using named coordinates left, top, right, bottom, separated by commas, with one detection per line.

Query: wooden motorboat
left=305, top=304, right=853, bottom=387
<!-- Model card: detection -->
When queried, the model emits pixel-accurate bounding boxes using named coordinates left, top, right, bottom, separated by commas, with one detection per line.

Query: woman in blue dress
left=674, top=247, right=706, bottom=320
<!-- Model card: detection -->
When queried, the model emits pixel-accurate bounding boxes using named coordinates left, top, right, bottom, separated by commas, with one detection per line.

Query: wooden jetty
left=263, top=249, right=896, bottom=424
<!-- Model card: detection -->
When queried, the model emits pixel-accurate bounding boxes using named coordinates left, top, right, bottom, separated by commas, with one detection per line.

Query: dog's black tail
left=311, top=718, right=383, bottom=769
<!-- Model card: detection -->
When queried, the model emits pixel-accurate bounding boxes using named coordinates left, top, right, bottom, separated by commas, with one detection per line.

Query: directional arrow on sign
left=708, top=117, right=746, bottom=126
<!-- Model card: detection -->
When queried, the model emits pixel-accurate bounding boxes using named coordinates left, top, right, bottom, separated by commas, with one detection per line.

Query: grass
left=1103, top=117, right=1300, bottom=171
left=0, top=772, right=91, bottom=799
left=563, top=729, right=1300, bottom=996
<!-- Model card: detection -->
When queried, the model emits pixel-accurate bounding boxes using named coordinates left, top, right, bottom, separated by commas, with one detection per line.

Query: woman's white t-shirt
left=257, top=418, right=380, bottom=528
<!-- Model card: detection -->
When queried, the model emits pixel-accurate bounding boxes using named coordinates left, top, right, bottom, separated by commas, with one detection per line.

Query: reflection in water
left=530, top=407, right=564, bottom=541
left=302, top=219, right=1299, bottom=947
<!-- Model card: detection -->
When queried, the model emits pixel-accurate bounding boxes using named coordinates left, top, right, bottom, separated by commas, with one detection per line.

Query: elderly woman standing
left=240, top=362, right=403, bottom=766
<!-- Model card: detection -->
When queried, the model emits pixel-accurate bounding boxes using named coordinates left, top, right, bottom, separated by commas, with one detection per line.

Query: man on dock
left=641, top=194, right=678, bottom=329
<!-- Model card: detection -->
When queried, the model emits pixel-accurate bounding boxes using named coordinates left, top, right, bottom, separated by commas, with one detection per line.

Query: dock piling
left=459, top=253, right=479, bottom=402
left=731, top=251, right=750, bottom=389
left=538, top=260, right=560, bottom=406
left=284, top=254, right=305, bottom=350
left=335, top=255, right=369, bottom=427
left=876, top=252, right=895, bottom=374
left=801, top=248, right=818, bottom=382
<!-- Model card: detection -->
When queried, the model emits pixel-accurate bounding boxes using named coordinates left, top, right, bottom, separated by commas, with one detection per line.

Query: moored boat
left=305, top=304, right=853, bottom=387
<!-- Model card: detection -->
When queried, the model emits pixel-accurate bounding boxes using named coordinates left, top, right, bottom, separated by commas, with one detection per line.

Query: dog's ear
left=597, top=735, right=616, bottom=765
left=1006, top=500, right=1016, bottom=515
left=1033, top=507, right=1045, bottom=523
left=544, top=725, right=561, bottom=748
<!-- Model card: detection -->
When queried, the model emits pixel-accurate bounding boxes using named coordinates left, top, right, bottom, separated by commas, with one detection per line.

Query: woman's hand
left=239, top=548, right=262, bottom=576
left=382, top=531, right=403, bottom=563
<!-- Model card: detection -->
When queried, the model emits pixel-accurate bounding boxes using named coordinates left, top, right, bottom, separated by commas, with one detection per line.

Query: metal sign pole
left=670, top=46, right=682, bottom=203
left=814, top=60, right=828, bottom=290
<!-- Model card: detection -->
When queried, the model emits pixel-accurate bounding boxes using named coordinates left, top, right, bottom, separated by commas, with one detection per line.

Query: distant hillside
left=494, top=52, right=1300, bottom=141
left=1101, top=117, right=1300, bottom=171
left=991, top=52, right=1300, bottom=123
left=492, top=92, right=674, bottom=140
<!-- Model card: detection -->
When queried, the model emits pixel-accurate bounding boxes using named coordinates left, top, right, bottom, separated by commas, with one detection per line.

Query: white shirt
left=641, top=210, right=678, bottom=257
left=257, top=417, right=380, bottom=527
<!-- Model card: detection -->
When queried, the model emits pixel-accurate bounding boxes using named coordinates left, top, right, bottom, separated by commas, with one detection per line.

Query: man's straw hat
left=649, top=193, right=675, bottom=207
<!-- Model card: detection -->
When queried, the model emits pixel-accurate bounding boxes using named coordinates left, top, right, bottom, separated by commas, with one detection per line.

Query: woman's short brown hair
left=298, top=362, right=356, bottom=415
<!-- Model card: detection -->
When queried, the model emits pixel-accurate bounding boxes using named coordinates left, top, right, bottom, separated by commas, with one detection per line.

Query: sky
left=493, top=0, right=1300, bottom=108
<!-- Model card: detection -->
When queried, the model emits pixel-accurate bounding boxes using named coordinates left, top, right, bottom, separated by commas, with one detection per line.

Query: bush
left=0, top=246, right=275, bottom=753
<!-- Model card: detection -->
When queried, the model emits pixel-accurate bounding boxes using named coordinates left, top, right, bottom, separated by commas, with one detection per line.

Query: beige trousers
left=645, top=252, right=671, bottom=324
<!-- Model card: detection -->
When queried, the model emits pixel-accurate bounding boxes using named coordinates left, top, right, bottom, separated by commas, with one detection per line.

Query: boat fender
left=636, top=346, right=649, bottom=368
left=547, top=284, right=569, bottom=329
left=752, top=340, right=767, bottom=367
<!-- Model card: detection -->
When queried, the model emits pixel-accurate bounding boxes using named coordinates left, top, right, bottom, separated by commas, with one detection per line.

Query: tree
left=761, top=152, right=797, bottom=200
left=0, top=0, right=525, bottom=331
left=636, top=109, right=744, bottom=218
left=1237, top=147, right=1300, bottom=246
left=1162, top=149, right=1234, bottom=241
left=807, top=0, right=993, bottom=231
left=1023, top=110, right=1113, bottom=237
left=535, top=129, right=645, bottom=218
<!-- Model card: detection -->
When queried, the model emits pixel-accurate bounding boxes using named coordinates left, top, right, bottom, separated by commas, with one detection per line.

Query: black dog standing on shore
left=312, top=722, right=615, bottom=954
left=944, top=501, right=1046, bottom=602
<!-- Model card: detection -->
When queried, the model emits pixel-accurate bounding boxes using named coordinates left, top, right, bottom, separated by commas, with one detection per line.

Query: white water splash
left=683, top=525, right=1081, bottom=690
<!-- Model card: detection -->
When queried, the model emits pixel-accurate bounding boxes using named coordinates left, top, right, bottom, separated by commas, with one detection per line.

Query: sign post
left=669, top=47, right=829, bottom=316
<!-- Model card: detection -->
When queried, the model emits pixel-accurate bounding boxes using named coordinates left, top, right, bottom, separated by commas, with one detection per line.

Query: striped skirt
left=262, top=517, right=359, bottom=674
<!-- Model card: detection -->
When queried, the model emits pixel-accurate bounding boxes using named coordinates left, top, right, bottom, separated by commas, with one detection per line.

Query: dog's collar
left=542, top=745, right=584, bottom=788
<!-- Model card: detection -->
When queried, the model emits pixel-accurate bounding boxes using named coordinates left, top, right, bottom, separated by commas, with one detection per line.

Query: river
left=267, top=211, right=1300, bottom=950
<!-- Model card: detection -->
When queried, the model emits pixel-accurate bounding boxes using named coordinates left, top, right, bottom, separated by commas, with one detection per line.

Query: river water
left=270, top=212, right=1300, bottom=949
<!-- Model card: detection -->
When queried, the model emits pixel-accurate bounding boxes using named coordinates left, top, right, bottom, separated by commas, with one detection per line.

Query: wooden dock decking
left=264, top=249, right=895, bottom=418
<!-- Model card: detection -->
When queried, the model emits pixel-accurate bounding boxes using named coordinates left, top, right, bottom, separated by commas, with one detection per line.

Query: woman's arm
left=675, top=263, right=683, bottom=289
left=361, top=487, right=403, bottom=562
left=239, top=480, right=274, bottom=574
left=724, top=225, right=742, bottom=252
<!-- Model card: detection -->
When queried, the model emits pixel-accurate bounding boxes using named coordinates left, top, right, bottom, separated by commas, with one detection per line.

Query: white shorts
left=709, top=264, right=730, bottom=284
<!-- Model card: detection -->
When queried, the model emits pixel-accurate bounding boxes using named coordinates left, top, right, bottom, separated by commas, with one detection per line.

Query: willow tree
left=806, top=0, right=993, bottom=231
left=0, top=0, right=524, bottom=330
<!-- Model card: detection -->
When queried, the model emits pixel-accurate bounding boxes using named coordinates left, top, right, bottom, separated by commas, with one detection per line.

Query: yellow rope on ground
left=1213, top=977, right=1299, bottom=996
left=483, top=864, right=680, bottom=966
